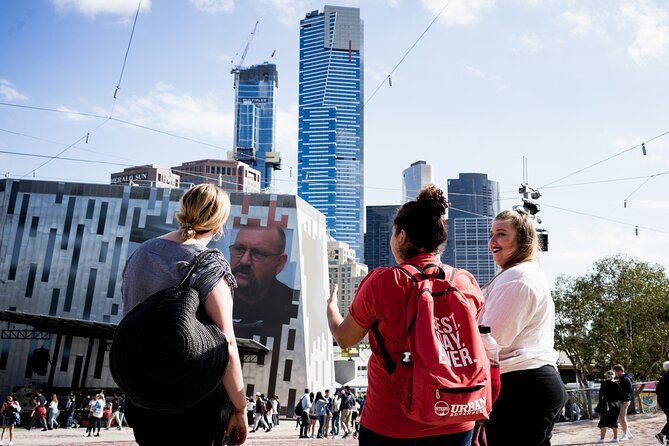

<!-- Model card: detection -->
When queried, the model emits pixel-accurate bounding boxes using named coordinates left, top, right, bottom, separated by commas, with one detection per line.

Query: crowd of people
left=293, top=386, right=363, bottom=439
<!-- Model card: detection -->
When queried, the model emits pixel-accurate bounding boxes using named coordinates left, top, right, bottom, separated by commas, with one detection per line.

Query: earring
left=213, top=227, right=223, bottom=242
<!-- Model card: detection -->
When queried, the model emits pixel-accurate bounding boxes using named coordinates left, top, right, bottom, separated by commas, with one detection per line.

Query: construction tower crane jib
left=231, top=21, right=259, bottom=87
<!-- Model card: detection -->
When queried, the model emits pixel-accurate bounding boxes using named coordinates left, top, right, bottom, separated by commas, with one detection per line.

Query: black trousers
left=358, top=425, right=474, bottom=446
left=486, top=365, right=565, bottom=446
left=661, top=409, right=669, bottom=437
left=125, top=383, right=230, bottom=446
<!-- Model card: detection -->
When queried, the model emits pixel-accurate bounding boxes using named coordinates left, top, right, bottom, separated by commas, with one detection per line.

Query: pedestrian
left=107, top=396, right=122, bottom=430
left=272, top=396, right=280, bottom=426
left=84, top=393, right=104, bottom=437
left=31, top=397, right=47, bottom=431
left=655, top=361, right=669, bottom=445
left=308, top=392, right=318, bottom=438
left=339, top=387, right=354, bottom=438
left=261, top=394, right=272, bottom=432
left=65, top=393, right=77, bottom=428
left=250, top=393, right=268, bottom=433
left=326, top=185, right=483, bottom=444
left=297, top=388, right=311, bottom=439
left=613, top=364, right=634, bottom=440
left=1, top=393, right=21, bottom=446
left=322, top=389, right=332, bottom=438
left=596, top=370, right=622, bottom=443
left=314, top=391, right=327, bottom=438
left=330, top=391, right=341, bottom=438
left=119, top=183, right=248, bottom=446
left=480, top=208, right=566, bottom=445
left=47, top=394, right=60, bottom=430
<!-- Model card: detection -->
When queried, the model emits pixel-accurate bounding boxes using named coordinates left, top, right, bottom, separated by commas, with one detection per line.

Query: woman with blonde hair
left=480, top=208, right=565, bottom=445
left=121, top=183, right=247, bottom=446
left=596, top=370, right=621, bottom=443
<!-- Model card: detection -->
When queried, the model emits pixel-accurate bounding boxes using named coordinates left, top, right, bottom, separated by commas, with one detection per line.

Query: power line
left=543, top=203, right=669, bottom=235
left=112, top=0, right=142, bottom=110
left=0, top=150, right=131, bottom=167
left=540, top=129, right=669, bottom=189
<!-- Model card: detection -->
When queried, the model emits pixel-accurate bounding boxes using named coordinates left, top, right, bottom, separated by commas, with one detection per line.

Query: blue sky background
left=1, top=0, right=668, bottom=284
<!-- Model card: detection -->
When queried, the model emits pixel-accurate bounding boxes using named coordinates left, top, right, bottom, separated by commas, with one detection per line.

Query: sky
left=1, top=0, right=668, bottom=285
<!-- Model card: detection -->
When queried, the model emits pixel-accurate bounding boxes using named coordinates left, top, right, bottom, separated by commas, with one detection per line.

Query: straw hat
left=110, top=282, right=229, bottom=412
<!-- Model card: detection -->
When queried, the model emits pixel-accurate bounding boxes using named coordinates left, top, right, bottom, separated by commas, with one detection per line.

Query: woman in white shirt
left=480, top=209, right=565, bottom=446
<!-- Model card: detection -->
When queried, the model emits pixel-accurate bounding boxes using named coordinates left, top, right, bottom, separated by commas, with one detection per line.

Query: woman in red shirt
left=327, top=185, right=484, bottom=445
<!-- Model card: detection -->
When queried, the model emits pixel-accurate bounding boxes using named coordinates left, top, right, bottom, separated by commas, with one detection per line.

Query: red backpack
left=371, top=263, right=491, bottom=426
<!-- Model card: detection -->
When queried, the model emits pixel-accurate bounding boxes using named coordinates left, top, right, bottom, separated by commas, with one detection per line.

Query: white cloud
left=364, top=65, right=390, bottom=85
left=113, top=83, right=234, bottom=140
left=56, top=106, right=97, bottom=122
left=512, top=32, right=543, bottom=55
left=254, top=0, right=312, bottom=25
left=0, top=79, right=28, bottom=102
left=561, top=10, right=593, bottom=36
left=51, top=0, right=151, bottom=17
left=421, top=0, right=496, bottom=26
left=621, top=0, right=669, bottom=65
left=465, top=65, right=506, bottom=90
left=190, top=0, right=234, bottom=14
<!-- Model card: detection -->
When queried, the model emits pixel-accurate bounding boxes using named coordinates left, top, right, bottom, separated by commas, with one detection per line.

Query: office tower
left=298, top=6, right=364, bottom=260
left=110, top=165, right=180, bottom=188
left=364, top=205, right=398, bottom=270
left=232, top=62, right=280, bottom=191
left=402, top=160, right=433, bottom=202
left=442, top=173, right=500, bottom=284
left=171, top=159, right=261, bottom=192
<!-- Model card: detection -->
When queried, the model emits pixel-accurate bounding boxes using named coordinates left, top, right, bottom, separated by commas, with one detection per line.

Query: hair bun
left=417, top=185, right=448, bottom=218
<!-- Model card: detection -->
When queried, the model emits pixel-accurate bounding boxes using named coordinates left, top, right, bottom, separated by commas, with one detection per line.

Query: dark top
left=232, top=278, right=298, bottom=338
left=600, top=379, right=622, bottom=405
left=619, top=373, right=633, bottom=401
left=657, top=371, right=669, bottom=410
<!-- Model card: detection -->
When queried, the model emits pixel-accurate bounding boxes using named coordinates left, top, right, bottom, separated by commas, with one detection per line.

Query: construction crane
left=230, top=21, right=259, bottom=89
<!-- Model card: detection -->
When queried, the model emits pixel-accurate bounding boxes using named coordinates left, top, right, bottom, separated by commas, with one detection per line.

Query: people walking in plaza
left=614, top=364, right=634, bottom=440
left=250, top=393, right=268, bottom=433
left=339, top=387, right=354, bottom=439
left=271, top=396, right=280, bottom=427
left=297, top=388, right=311, bottom=438
left=596, top=370, right=622, bottom=443
left=329, top=391, right=341, bottom=438
left=120, top=184, right=248, bottom=446
left=106, top=396, right=122, bottom=430
left=655, top=361, right=669, bottom=445
left=261, top=394, right=272, bottom=432
left=47, top=394, right=60, bottom=430
left=30, top=397, right=47, bottom=431
left=322, top=389, right=332, bottom=438
left=1, top=393, right=21, bottom=446
left=85, top=393, right=104, bottom=437
left=65, top=393, right=77, bottom=428
left=314, top=391, right=327, bottom=438
left=327, top=185, right=483, bottom=445
left=307, top=392, right=318, bottom=438
left=480, top=208, right=566, bottom=445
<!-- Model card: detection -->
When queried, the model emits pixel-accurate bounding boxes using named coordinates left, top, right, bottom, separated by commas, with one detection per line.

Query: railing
left=562, top=381, right=659, bottom=422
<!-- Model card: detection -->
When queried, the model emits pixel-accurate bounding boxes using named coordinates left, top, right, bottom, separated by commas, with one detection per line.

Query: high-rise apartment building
left=171, top=159, right=261, bottom=192
left=298, top=6, right=364, bottom=260
left=327, top=238, right=368, bottom=318
left=364, top=205, right=398, bottom=270
left=402, top=160, right=433, bottom=202
left=442, top=173, right=500, bottom=285
left=232, top=63, right=280, bottom=191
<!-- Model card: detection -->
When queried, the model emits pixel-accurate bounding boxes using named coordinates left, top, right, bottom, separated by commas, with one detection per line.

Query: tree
left=553, top=254, right=669, bottom=386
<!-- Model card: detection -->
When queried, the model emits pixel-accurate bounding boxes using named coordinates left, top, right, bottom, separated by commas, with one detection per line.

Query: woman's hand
left=327, top=283, right=339, bottom=306
left=224, top=409, right=248, bottom=445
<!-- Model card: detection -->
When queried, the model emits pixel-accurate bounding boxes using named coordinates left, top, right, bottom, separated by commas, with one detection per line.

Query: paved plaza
left=3, top=411, right=667, bottom=445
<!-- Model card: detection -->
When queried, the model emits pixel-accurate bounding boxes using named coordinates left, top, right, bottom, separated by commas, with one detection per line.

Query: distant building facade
left=0, top=179, right=333, bottom=411
left=171, top=159, right=261, bottom=193
left=110, top=165, right=179, bottom=188
left=232, top=63, right=280, bottom=191
left=402, top=160, right=433, bottom=202
left=442, top=173, right=500, bottom=285
left=298, top=6, right=365, bottom=260
left=327, top=238, right=368, bottom=316
left=364, top=205, right=398, bottom=270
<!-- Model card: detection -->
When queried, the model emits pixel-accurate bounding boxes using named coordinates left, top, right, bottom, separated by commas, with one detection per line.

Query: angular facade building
left=442, top=173, right=500, bottom=285
left=402, top=160, right=433, bottom=202
left=364, top=205, right=398, bottom=270
left=171, top=159, right=261, bottom=192
left=232, top=63, right=281, bottom=191
left=298, top=6, right=365, bottom=260
left=0, top=179, right=333, bottom=411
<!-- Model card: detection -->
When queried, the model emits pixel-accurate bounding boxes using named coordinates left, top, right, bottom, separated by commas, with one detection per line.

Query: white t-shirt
left=479, top=260, right=558, bottom=374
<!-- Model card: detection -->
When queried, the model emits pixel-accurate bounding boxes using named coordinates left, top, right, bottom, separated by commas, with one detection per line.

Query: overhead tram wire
left=542, top=203, right=669, bottom=236
left=540, top=128, right=669, bottom=189
left=112, top=0, right=143, bottom=112
left=364, top=0, right=454, bottom=109
left=0, top=150, right=131, bottom=167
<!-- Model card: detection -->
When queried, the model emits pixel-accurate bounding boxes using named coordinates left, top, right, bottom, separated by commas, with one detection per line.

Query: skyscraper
left=364, top=205, right=398, bottom=270
left=402, top=160, right=433, bottom=202
left=232, top=62, right=280, bottom=191
left=442, top=173, right=500, bottom=284
left=298, top=6, right=364, bottom=260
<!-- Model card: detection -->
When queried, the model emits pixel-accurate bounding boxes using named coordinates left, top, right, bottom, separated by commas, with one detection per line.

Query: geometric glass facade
left=297, top=6, right=365, bottom=260
left=442, top=173, right=500, bottom=285
left=402, top=160, right=433, bottom=202
left=233, top=63, right=280, bottom=191
left=364, top=205, right=398, bottom=270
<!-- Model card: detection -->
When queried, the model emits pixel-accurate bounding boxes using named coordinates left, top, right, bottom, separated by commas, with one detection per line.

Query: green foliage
left=553, top=254, right=669, bottom=386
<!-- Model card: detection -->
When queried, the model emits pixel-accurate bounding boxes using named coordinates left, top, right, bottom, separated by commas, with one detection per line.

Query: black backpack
left=294, top=395, right=305, bottom=416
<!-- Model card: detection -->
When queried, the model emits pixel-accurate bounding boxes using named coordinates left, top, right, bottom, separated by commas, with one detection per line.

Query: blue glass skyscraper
left=233, top=62, right=280, bottom=191
left=298, top=6, right=364, bottom=260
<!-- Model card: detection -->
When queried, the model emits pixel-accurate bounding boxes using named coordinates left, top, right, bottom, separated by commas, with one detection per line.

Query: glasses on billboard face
left=229, top=244, right=282, bottom=262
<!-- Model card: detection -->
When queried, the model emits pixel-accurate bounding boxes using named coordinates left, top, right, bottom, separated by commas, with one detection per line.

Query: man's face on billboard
left=230, top=227, right=287, bottom=299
